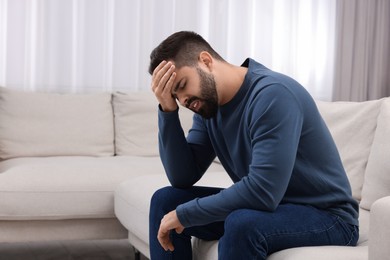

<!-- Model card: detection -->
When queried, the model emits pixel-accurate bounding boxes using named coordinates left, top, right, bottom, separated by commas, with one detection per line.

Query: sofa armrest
left=369, top=196, right=390, bottom=260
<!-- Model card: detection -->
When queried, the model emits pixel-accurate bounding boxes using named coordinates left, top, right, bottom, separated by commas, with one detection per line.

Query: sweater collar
left=219, top=58, right=253, bottom=114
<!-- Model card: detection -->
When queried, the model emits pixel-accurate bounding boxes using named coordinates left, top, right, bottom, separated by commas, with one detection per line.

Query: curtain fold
left=0, top=0, right=337, bottom=100
left=333, top=0, right=390, bottom=101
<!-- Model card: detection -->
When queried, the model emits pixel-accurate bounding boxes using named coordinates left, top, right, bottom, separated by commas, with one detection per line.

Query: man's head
left=149, top=31, right=224, bottom=119
left=148, top=31, right=224, bottom=75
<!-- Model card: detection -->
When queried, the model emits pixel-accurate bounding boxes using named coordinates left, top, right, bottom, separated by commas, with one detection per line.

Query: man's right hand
left=151, top=61, right=178, bottom=112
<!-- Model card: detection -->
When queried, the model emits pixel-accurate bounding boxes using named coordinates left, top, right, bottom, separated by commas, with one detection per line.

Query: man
left=149, top=31, right=358, bottom=260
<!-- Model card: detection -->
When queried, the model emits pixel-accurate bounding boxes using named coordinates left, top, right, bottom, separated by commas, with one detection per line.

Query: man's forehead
left=173, top=66, right=196, bottom=82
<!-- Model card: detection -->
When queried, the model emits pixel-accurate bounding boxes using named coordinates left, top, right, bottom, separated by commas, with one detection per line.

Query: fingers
left=157, top=210, right=185, bottom=252
left=157, top=224, right=175, bottom=252
left=152, top=61, right=175, bottom=94
left=151, top=60, right=178, bottom=112
left=163, top=70, right=176, bottom=96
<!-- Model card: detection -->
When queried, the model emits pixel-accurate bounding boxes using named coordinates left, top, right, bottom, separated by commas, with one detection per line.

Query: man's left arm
left=176, top=85, right=304, bottom=227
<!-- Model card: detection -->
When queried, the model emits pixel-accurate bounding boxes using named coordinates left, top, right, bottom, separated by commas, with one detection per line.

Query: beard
left=186, top=67, right=218, bottom=119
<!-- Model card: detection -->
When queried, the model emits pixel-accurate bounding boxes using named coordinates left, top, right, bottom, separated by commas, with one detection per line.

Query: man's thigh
left=221, top=204, right=358, bottom=254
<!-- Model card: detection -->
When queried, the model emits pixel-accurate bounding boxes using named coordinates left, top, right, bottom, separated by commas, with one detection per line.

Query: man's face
left=172, top=65, right=218, bottom=119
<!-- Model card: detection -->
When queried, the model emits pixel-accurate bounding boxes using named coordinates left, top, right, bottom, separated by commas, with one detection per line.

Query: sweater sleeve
left=158, top=106, right=216, bottom=188
left=176, top=85, right=304, bottom=227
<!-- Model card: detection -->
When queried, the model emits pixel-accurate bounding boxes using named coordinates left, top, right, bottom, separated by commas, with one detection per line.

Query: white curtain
left=0, top=0, right=336, bottom=100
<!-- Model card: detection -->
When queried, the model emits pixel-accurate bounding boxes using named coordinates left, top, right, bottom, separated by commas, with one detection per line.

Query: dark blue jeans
left=149, top=186, right=359, bottom=260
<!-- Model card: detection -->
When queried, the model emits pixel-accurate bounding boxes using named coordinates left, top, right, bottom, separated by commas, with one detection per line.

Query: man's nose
left=176, top=94, right=188, bottom=107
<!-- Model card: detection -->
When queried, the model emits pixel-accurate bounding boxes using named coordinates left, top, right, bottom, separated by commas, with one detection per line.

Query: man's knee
left=219, top=209, right=267, bottom=259
left=149, top=186, right=178, bottom=234
left=223, top=209, right=264, bottom=237
left=150, top=186, right=195, bottom=213
left=151, top=186, right=173, bottom=204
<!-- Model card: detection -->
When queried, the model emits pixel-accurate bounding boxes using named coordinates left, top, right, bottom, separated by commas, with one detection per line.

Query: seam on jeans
left=345, top=223, right=358, bottom=246
left=334, top=216, right=358, bottom=246
left=258, top=216, right=340, bottom=245
left=260, top=216, right=356, bottom=247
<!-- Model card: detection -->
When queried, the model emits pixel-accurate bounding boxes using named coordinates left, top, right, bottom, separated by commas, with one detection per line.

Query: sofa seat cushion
left=115, top=174, right=170, bottom=255
left=114, top=168, right=230, bottom=257
left=115, top=170, right=369, bottom=259
left=265, top=245, right=368, bottom=260
left=0, top=156, right=165, bottom=220
left=192, top=240, right=367, bottom=260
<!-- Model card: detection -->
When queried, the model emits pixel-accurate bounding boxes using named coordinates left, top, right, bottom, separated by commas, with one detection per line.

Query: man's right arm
left=158, top=108, right=216, bottom=188
left=151, top=60, right=215, bottom=188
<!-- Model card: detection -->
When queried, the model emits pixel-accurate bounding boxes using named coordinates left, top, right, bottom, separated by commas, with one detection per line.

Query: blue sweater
left=158, top=58, right=359, bottom=228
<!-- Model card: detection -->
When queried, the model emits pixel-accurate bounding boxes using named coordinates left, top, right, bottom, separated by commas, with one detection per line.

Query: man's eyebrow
left=173, top=79, right=183, bottom=94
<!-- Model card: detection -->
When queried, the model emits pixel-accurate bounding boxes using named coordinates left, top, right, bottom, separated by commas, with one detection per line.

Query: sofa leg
left=133, top=247, right=141, bottom=260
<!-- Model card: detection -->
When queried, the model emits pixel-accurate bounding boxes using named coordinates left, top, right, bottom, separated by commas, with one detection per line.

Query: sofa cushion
left=0, top=156, right=164, bottom=220
left=316, top=99, right=383, bottom=201
left=266, top=245, right=368, bottom=260
left=115, top=169, right=369, bottom=260
left=114, top=165, right=230, bottom=257
left=192, top=240, right=367, bottom=260
left=0, top=87, right=114, bottom=159
left=360, top=98, right=390, bottom=210
left=112, top=91, right=193, bottom=156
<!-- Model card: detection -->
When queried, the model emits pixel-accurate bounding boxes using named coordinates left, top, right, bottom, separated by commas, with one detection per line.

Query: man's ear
left=198, top=51, right=213, bottom=71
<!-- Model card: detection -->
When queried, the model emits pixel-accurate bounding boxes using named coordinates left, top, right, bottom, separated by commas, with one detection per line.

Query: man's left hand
left=157, top=210, right=185, bottom=252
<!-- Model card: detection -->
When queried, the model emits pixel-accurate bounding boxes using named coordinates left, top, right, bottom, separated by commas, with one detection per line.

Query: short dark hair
left=148, top=31, right=224, bottom=75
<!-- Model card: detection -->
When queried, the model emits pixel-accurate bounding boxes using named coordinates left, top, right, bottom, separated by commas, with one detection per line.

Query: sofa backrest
left=0, top=87, right=115, bottom=159
left=0, top=88, right=193, bottom=159
left=112, top=91, right=193, bottom=157
left=1, top=87, right=388, bottom=209
left=316, top=98, right=385, bottom=202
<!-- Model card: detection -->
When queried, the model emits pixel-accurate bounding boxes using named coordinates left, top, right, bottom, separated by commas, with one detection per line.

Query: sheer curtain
left=0, top=0, right=336, bottom=100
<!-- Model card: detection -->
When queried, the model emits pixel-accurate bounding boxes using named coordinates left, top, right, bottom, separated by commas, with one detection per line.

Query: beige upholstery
left=113, top=91, right=193, bottom=156
left=0, top=88, right=193, bottom=243
left=315, top=99, right=383, bottom=201
left=0, top=87, right=114, bottom=159
left=360, top=98, right=390, bottom=210
left=0, top=218, right=127, bottom=243
left=113, top=91, right=160, bottom=156
left=369, top=196, right=390, bottom=260
left=0, top=156, right=164, bottom=220
left=0, top=87, right=389, bottom=260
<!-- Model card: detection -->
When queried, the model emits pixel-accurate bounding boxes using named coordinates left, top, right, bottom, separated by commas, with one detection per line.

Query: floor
left=0, top=239, right=149, bottom=260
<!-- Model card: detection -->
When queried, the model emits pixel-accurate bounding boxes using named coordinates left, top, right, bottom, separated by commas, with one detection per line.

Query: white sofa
left=114, top=95, right=390, bottom=260
left=0, top=87, right=173, bottom=242
left=0, top=87, right=389, bottom=260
